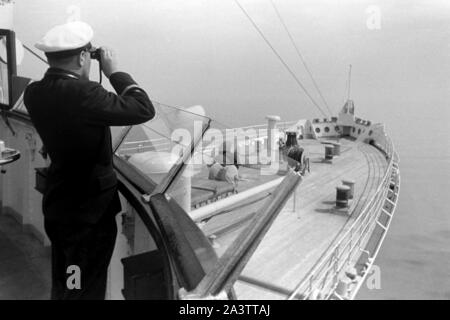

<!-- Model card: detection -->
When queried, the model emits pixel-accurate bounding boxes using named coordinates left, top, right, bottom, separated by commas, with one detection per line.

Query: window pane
left=115, top=102, right=210, bottom=186
left=0, top=36, right=9, bottom=106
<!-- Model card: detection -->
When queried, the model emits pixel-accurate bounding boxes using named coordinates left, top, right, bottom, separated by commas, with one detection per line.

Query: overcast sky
left=12, top=0, right=450, bottom=137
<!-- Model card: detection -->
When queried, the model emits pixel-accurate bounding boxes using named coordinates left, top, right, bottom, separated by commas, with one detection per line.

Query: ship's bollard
left=336, top=185, right=351, bottom=208
left=325, top=144, right=334, bottom=161
left=342, top=179, right=355, bottom=199
left=333, top=142, right=341, bottom=156
left=291, top=181, right=300, bottom=218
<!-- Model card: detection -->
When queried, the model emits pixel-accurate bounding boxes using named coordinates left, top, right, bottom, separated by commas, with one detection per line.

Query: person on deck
left=24, top=21, right=155, bottom=299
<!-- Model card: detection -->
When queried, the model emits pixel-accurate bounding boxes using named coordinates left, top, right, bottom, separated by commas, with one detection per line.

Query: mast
left=347, top=64, right=352, bottom=100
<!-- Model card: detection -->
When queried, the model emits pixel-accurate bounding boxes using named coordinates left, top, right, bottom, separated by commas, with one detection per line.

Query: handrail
left=310, top=138, right=396, bottom=299
left=287, top=134, right=397, bottom=299
left=116, top=121, right=298, bottom=153
left=347, top=162, right=400, bottom=300
left=320, top=160, right=393, bottom=298
left=123, top=137, right=168, bottom=145
left=308, top=184, right=388, bottom=298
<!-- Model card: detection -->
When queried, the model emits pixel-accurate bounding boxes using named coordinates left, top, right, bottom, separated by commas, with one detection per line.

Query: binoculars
left=90, top=48, right=101, bottom=61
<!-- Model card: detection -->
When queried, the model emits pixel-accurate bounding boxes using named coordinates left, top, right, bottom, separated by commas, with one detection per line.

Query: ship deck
left=200, top=137, right=388, bottom=299
left=0, top=137, right=388, bottom=300
left=0, top=213, right=51, bottom=299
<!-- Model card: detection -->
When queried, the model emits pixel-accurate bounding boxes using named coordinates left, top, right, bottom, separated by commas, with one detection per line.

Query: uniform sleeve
left=76, top=72, right=155, bottom=126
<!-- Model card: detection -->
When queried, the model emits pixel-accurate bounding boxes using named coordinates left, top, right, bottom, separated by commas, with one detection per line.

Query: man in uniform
left=24, top=21, right=155, bottom=299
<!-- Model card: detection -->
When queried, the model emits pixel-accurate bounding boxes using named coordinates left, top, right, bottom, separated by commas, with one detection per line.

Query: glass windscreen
left=114, top=101, right=211, bottom=185
left=114, top=101, right=302, bottom=257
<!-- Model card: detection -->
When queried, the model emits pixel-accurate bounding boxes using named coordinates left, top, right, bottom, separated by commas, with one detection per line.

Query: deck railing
left=287, top=134, right=398, bottom=300
left=115, top=121, right=299, bottom=155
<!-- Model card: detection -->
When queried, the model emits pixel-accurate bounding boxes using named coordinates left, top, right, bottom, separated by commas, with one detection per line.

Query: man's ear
left=78, top=51, right=86, bottom=67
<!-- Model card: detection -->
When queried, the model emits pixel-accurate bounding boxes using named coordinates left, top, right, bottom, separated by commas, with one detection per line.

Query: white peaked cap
left=35, top=21, right=94, bottom=53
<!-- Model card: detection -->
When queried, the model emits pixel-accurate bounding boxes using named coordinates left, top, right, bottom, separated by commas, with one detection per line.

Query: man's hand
left=100, top=47, right=119, bottom=78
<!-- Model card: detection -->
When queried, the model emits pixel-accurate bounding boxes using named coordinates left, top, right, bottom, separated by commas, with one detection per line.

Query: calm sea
left=357, top=114, right=450, bottom=300
left=12, top=0, right=450, bottom=299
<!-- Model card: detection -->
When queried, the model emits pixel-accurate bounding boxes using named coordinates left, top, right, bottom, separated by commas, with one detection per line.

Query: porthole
left=352, top=127, right=356, bottom=133
left=369, top=130, right=373, bottom=136
left=358, top=128, right=361, bottom=134
left=335, top=126, right=340, bottom=132
left=315, top=127, right=321, bottom=134
left=324, top=126, right=330, bottom=133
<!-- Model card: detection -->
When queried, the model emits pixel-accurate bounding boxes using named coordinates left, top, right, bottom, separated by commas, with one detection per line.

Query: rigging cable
left=347, top=64, right=352, bottom=100
left=23, top=44, right=48, bottom=65
left=269, top=0, right=333, bottom=116
left=233, top=0, right=327, bottom=118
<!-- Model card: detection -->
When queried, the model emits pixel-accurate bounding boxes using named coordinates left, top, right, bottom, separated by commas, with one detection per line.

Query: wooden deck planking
left=219, top=139, right=388, bottom=299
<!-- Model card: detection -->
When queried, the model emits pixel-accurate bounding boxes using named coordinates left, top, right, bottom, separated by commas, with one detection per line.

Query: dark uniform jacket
left=24, top=67, right=155, bottom=225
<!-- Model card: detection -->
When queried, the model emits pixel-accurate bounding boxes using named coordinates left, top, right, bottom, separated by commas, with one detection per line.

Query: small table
left=0, top=148, right=21, bottom=166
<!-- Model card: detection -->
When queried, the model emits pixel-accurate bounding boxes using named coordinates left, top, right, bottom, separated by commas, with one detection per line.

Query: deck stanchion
left=309, top=277, right=314, bottom=299
left=291, top=182, right=300, bottom=218
left=333, top=247, right=339, bottom=288
left=292, top=188, right=296, bottom=213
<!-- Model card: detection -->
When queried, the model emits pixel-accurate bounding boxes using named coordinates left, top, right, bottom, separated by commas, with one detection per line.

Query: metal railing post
left=333, top=247, right=339, bottom=288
